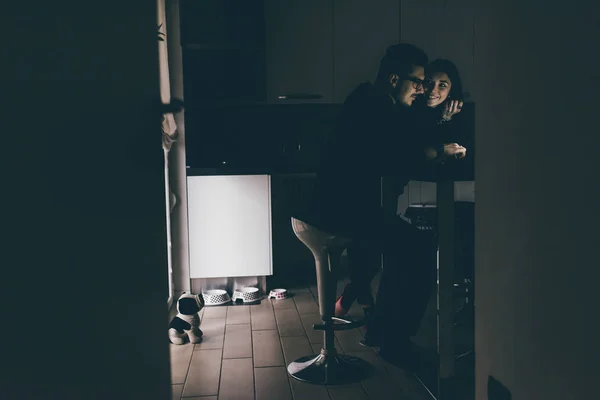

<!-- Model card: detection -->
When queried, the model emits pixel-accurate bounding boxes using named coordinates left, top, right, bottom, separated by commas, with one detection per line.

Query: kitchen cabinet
left=333, top=0, right=400, bottom=102
left=180, top=0, right=476, bottom=105
left=264, top=0, right=401, bottom=104
left=180, top=0, right=264, bottom=49
left=269, top=174, right=317, bottom=287
left=180, top=0, right=266, bottom=105
left=264, top=0, right=334, bottom=103
left=400, top=0, right=476, bottom=99
left=187, top=175, right=273, bottom=279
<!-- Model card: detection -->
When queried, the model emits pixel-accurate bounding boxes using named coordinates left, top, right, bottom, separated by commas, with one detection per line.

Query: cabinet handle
left=277, top=94, right=323, bottom=100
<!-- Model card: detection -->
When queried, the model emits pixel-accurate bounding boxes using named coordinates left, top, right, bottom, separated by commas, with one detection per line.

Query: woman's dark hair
left=376, top=43, right=428, bottom=82
left=426, top=59, right=464, bottom=102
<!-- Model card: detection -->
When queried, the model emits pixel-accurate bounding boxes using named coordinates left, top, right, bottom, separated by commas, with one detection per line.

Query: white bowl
left=202, top=289, right=231, bottom=306
left=268, top=288, right=288, bottom=300
left=232, top=287, right=261, bottom=303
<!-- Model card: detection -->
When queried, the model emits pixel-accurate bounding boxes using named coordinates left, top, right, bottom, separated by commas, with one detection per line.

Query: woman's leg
left=335, top=241, right=381, bottom=316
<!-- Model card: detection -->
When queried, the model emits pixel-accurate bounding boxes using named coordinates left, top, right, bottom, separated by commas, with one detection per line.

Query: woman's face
left=426, top=72, right=452, bottom=108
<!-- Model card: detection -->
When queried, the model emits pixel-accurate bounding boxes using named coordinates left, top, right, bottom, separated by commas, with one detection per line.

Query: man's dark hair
left=376, top=43, right=428, bottom=82
left=426, top=59, right=464, bottom=101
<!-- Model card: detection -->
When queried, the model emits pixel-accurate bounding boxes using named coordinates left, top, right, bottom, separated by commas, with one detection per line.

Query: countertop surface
left=186, top=164, right=474, bottom=181
left=186, top=166, right=317, bottom=177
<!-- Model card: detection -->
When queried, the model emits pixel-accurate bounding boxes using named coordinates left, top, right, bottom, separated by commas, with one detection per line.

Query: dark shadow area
left=488, top=376, right=512, bottom=400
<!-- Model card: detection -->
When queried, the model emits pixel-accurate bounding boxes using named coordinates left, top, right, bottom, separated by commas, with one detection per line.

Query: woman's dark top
left=412, top=101, right=475, bottom=181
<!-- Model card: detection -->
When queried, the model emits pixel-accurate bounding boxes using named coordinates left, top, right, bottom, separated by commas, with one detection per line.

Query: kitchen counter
left=186, top=166, right=317, bottom=177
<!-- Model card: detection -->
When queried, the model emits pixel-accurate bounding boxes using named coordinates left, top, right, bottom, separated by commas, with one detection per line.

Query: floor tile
left=274, top=308, right=305, bottom=337
left=203, top=305, right=228, bottom=319
left=218, top=358, right=254, bottom=400
left=289, top=377, right=330, bottom=400
left=169, top=304, right=178, bottom=320
left=310, top=340, right=345, bottom=355
left=289, top=286, right=311, bottom=293
left=293, top=292, right=319, bottom=315
left=250, top=303, right=277, bottom=331
left=182, top=397, right=217, bottom=400
left=381, top=357, right=430, bottom=400
left=308, top=285, right=318, bottom=300
left=170, top=343, right=193, bottom=384
left=280, top=336, right=313, bottom=365
left=298, top=313, right=324, bottom=344
left=272, top=297, right=296, bottom=310
left=182, top=349, right=222, bottom=397
left=250, top=299, right=274, bottom=312
left=254, top=366, right=293, bottom=400
left=327, top=383, right=369, bottom=400
left=223, top=323, right=252, bottom=359
left=171, top=384, right=183, bottom=400
left=347, top=351, right=401, bottom=399
left=335, top=328, right=372, bottom=354
left=253, top=330, right=285, bottom=367
left=170, top=277, right=433, bottom=400
left=195, top=318, right=226, bottom=350
left=226, top=305, right=251, bottom=325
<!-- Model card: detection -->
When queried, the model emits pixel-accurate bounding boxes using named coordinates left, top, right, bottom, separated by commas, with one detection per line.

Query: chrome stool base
left=287, top=351, right=372, bottom=385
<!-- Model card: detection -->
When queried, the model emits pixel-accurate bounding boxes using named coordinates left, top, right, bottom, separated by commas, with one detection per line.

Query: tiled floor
left=169, top=280, right=432, bottom=400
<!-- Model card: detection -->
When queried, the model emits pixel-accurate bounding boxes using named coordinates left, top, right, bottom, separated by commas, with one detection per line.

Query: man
left=298, top=43, right=467, bottom=369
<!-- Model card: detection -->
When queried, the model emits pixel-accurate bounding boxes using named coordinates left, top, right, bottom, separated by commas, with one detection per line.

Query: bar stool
left=288, top=217, right=372, bottom=385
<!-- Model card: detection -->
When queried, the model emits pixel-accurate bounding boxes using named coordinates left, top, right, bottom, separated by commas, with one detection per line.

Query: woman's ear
left=388, top=73, right=399, bottom=88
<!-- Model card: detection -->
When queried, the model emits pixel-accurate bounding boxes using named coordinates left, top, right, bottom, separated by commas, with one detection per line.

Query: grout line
left=214, top=306, right=229, bottom=398
left=279, top=287, right=311, bottom=400
left=250, top=309, right=257, bottom=400
left=178, top=344, right=195, bottom=394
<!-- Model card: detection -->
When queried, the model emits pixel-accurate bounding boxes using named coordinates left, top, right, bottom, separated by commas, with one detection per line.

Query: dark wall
left=474, top=3, right=599, bottom=399
left=3, top=1, right=170, bottom=399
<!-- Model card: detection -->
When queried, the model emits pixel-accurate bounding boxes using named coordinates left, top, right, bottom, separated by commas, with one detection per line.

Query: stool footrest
left=313, top=317, right=364, bottom=331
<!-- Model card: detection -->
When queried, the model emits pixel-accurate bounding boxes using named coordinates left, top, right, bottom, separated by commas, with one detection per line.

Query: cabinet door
left=187, top=175, right=273, bottom=278
left=269, top=175, right=317, bottom=288
left=333, top=0, right=400, bottom=103
left=180, top=0, right=264, bottom=49
left=265, top=0, right=334, bottom=103
left=400, top=0, right=475, bottom=99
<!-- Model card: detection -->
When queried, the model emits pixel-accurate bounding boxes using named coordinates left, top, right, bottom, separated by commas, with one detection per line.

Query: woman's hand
left=443, top=143, right=467, bottom=159
left=441, top=100, right=464, bottom=121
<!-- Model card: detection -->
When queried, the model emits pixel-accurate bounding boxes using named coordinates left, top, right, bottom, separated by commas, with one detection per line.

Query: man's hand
left=443, top=143, right=467, bottom=159
left=441, top=100, right=463, bottom=121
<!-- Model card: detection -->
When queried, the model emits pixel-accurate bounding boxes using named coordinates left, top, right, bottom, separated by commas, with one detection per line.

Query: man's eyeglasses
left=403, top=76, right=425, bottom=89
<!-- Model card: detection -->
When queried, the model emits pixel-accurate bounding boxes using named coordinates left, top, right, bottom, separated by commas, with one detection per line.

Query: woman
left=419, top=58, right=469, bottom=147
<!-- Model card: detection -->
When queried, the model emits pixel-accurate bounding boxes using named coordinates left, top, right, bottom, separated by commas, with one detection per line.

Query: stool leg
left=315, top=251, right=337, bottom=319
left=287, top=249, right=372, bottom=385
left=315, top=250, right=339, bottom=353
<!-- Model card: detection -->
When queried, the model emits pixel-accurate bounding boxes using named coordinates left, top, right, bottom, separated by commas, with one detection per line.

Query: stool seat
left=287, top=218, right=372, bottom=385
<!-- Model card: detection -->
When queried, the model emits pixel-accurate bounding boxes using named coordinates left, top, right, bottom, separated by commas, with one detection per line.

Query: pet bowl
left=268, top=288, right=288, bottom=300
left=202, top=289, right=231, bottom=306
left=232, top=287, right=261, bottom=303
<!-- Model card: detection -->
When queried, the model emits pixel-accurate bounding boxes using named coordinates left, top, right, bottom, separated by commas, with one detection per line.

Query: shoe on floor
left=358, top=307, right=381, bottom=347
